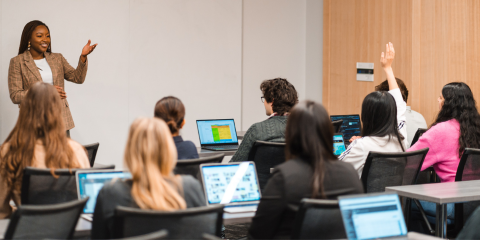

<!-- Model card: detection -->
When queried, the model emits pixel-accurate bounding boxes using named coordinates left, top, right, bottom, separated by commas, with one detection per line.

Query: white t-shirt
left=405, top=106, right=428, bottom=147
left=33, top=58, right=53, bottom=85
left=339, top=88, right=408, bottom=177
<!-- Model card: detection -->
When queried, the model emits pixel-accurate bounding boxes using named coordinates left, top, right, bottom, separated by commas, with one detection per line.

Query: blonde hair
left=0, top=82, right=79, bottom=187
left=124, top=117, right=187, bottom=210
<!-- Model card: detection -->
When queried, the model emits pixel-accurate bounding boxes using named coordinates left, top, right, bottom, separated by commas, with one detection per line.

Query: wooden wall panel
left=324, top=0, right=480, bottom=125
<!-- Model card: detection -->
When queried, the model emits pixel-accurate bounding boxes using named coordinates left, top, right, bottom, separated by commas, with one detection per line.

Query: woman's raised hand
left=380, top=42, right=395, bottom=69
left=81, top=40, right=98, bottom=57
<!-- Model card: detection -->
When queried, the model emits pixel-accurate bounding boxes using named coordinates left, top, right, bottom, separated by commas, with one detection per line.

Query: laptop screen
left=77, top=171, right=132, bottom=214
left=333, top=134, right=346, bottom=156
left=339, top=194, right=407, bottom=240
left=197, top=119, right=238, bottom=145
left=200, top=162, right=261, bottom=205
left=330, top=115, right=361, bottom=144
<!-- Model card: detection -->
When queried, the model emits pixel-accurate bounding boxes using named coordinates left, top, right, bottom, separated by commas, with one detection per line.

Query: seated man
left=230, top=78, right=298, bottom=162
left=374, top=78, right=427, bottom=147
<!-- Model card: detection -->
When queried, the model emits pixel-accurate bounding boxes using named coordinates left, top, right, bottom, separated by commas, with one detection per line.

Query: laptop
left=197, top=119, right=239, bottom=151
left=330, top=114, right=361, bottom=146
left=200, top=162, right=261, bottom=213
left=334, top=133, right=346, bottom=156
left=339, top=193, right=408, bottom=240
left=76, top=170, right=132, bottom=221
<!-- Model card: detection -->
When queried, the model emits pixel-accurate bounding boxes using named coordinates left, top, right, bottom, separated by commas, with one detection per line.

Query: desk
left=386, top=180, right=480, bottom=238
left=0, top=212, right=253, bottom=239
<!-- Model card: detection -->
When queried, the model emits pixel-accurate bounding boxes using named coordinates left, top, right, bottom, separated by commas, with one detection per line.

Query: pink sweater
left=408, top=119, right=460, bottom=182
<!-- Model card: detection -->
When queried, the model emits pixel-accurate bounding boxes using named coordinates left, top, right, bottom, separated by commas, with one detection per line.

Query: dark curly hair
left=260, top=78, right=298, bottom=116
left=375, top=78, right=409, bottom=103
left=432, top=82, right=480, bottom=157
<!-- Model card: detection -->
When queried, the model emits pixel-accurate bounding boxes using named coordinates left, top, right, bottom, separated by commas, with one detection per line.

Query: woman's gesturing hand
left=380, top=42, right=395, bottom=69
left=80, top=40, right=98, bottom=63
left=54, top=86, right=67, bottom=99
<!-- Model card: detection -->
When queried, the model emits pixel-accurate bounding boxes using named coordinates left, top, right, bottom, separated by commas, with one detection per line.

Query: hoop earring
left=28, top=42, right=31, bottom=51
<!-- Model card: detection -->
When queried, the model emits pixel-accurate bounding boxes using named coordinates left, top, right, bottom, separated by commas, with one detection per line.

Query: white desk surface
left=386, top=180, right=480, bottom=204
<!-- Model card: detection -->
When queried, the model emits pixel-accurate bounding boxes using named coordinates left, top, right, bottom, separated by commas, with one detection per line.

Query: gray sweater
left=231, top=116, right=287, bottom=162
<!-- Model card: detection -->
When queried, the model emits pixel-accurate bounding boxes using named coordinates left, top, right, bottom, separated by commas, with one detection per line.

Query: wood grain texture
left=323, top=0, right=480, bottom=125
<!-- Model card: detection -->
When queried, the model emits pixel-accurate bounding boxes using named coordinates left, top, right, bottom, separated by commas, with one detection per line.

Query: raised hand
left=81, top=40, right=98, bottom=57
left=54, top=86, right=67, bottom=99
left=380, top=42, right=395, bottom=69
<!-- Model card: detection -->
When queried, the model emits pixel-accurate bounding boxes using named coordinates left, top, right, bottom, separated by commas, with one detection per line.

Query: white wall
left=0, top=0, right=321, bottom=168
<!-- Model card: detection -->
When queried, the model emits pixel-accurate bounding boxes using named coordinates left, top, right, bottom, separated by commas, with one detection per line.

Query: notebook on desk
left=330, top=114, right=361, bottom=147
left=339, top=193, right=408, bottom=240
left=200, top=162, right=261, bottom=213
left=197, top=119, right=239, bottom=151
left=76, top=170, right=132, bottom=221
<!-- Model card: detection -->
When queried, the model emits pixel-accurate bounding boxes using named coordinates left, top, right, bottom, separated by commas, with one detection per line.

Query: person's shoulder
left=327, top=160, right=359, bottom=175
left=99, top=179, right=132, bottom=199
left=67, top=139, right=85, bottom=152
left=182, top=140, right=197, bottom=148
left=180, top=175, right=202, bottom=189
left=10, top=53, right=25, bottom=63
left=431, top=119, right=459, bottom=131
left=275, top=159, right=311, bottom=177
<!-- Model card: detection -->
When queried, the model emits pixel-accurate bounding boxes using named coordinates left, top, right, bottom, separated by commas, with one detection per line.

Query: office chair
left=174, top=153, right=225, bottom=180
left=247, top=140, right=286, bottom=191
left=83, top=142, right=100, bottom=167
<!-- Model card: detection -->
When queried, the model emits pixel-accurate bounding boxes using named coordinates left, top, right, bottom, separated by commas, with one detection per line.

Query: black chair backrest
left=332, top=119, right=344, bottom=133
left=454, top=148, right=480, bottom=232
left=5, top=198, right=88, bottom=239
left=21, top=164, right=115, bottom=205
left=113, top=205, right=224, bottom=239
left=361, top=148, right=429, bottom=193
left=291, top=199, right=346, bottom=239
left=410, top=128, right=428, bottom=146
left=174, top=154, right=224, bottom=180
left=120, top=229, right=169, bottom=240
left=83, top=142, right=100, bottom=167
left=247, top=140, right=286, bottom=190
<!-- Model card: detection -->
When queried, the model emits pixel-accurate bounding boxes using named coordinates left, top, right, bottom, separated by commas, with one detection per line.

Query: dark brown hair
left=0, top=83, right=79, bottom=188
left=18, top=20, right=52, bottom=55
left=375, top=78, right=409, bottom=103
left=285, top=100, right=336, bottom=198
left=260, top=78, right=298, bottom=116
left=154, top=96, right=185, bottom=135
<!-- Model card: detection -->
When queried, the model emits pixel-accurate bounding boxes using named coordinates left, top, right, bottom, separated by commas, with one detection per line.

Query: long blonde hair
left=124, top=117, right=187, bottom=210
left=0, top=82, right=79, bottom=188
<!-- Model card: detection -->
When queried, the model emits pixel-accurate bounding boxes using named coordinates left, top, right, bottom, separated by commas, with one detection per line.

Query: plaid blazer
left=8, top=51, right=88, bottom=130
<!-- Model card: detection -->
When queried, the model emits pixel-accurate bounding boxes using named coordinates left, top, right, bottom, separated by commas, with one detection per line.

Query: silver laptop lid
left=76, top=170, right=132, bottom=214
left=196, top=119, right=238, bottom=146
left=338, top=193, right=407, bottom=240
left=200, top=162, right=261, bottom=206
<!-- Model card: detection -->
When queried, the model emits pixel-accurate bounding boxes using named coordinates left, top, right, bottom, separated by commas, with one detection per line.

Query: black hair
left=18, top=20, right=51, bottom=55
left=432, top=82, right=480, bottom=157
left=260, top=78, right=298, bottom=116
left=361, top=91, right=405, bottom=152
left=285, top=100, right=336, bottom=198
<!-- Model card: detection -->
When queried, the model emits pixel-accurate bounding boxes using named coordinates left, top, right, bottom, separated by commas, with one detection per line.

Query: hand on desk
left=349, top=136, right=361, bottom=143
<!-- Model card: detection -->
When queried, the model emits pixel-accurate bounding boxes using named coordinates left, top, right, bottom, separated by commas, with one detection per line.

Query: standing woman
left=8, top=20, right=97, bottom=136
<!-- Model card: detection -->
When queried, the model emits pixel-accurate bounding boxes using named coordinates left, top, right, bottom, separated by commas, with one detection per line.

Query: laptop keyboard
left=204, top=145, right=238, bottom=150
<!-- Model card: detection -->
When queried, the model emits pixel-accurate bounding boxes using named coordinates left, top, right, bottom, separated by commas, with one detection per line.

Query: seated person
left=154, top=96, right=199, bottom=159
left=0, top=82, right=90, bottom=219
left=408, top=82, right=480, bottom=227
left=91, top=117, right=205, bottom=239
left=340, top=43, right=407, bottom=177
left=248, top=101, right=364, bottom=239
left=231, top=78, right=298, bottom=162
left=374, top=78, right=427, bottom=147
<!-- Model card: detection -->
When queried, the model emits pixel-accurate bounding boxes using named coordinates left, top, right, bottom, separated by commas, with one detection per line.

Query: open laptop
left=334, top=133, right=346, bottom=156
left=76, top=170, right=132, bottom=221
left=330, top=114, right=361, bottom=146
left=339, top=193, right=408, bottom=240
left=197, top=119, right=239, bottom=151
left=200, top=162, right=261, bottom=213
